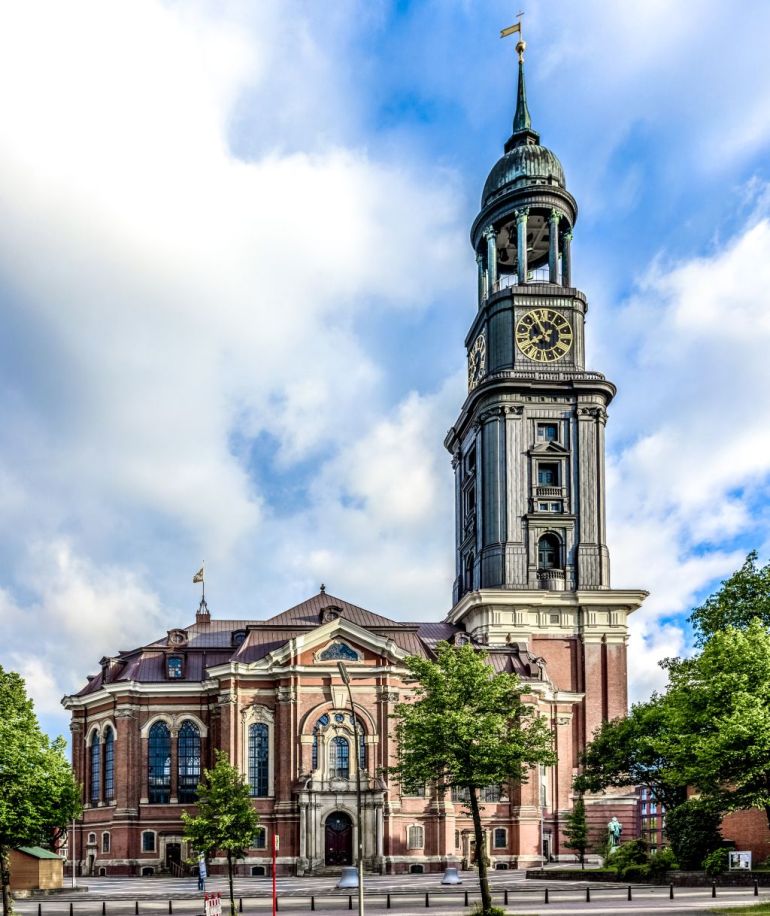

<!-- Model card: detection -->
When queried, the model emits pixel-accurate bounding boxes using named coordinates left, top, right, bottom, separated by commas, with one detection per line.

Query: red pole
left=272, top=834, right=278, bottom=916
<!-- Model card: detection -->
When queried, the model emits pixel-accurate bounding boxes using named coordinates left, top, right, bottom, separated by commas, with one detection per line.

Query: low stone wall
left=526, top=868, right=770, bottom=887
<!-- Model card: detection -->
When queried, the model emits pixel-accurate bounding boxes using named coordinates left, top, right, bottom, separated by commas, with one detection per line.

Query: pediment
left=530, top=440, right=569, bottom=455
left=246, top=616, right=408, bottom=670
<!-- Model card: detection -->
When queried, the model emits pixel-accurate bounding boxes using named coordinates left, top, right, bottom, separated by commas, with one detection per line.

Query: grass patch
left=712, top=905, right=770, bottom=914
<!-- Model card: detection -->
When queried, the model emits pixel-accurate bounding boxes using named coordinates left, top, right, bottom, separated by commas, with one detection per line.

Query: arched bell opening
left=477, top=208, right=573, bottom=300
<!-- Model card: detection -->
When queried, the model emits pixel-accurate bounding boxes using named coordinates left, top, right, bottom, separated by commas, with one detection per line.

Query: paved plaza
left=12, top=874, right=770, bottom=916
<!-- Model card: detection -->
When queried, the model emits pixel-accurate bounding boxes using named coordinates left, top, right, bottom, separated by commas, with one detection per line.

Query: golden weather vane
left=500, top=10, right=526, bottom=61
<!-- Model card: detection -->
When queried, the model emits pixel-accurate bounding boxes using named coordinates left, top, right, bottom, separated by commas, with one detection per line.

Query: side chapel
left=63, top=38, right=646, bottom=876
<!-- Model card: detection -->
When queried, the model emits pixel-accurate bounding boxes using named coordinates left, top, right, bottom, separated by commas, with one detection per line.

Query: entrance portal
left=324, top=812, right=353, bottom=866
left=166, top=843, right=182, bottom=871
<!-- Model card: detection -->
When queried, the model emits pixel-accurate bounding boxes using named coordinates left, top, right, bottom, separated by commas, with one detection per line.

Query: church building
left=63, top=39, right=646, bottom=877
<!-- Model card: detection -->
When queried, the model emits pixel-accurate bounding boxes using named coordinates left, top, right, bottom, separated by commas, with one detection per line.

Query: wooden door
left=324, top=812, right=353, bottom=866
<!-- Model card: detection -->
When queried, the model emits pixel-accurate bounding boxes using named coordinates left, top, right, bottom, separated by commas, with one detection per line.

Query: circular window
left=334, top=713, right=344, bottom=723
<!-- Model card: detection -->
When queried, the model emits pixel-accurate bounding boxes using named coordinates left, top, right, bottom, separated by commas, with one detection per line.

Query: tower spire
left=501, top=21, right=540, bottom=151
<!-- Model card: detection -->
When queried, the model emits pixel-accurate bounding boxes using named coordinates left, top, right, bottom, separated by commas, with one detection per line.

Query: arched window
left=89, top=731, right=101, bottom=804
left=311, top=714, right=329, bottom=770
left=101, top=832, right=110, bottom=853
left=464, top=553, right=474, bottom=592
left=248, top=723, right=269, bottom=797
left=103, top=726, right=115, bottom=802
left=148, top=722, right=171, bottom=804
left=537, top=533, right=561, bottom=569
left=178, top=721, right=201, bottom=804
left=329, top=736, right=349, bottom=779
left=407, top=825, right=424, bottom=849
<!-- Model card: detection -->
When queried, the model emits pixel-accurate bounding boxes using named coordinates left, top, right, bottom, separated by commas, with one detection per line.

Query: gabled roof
left=261, top=591, right=407, bottom=629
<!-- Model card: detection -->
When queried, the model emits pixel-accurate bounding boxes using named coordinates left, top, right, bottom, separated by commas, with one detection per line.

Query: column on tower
left=480, top=410, right=506, bottom=588
left=548, top=210, right=560, bottom=283
left=504, top=406, right=528, bottom=587
left=476, top=252, right=487, bottom=305
left=575, top=406, right=610, bottom=588
left=484, top=226, right=497, bottom=293
left=516, top=209, right=529, bottom=284
left=561, top=231, right=573, bottom=287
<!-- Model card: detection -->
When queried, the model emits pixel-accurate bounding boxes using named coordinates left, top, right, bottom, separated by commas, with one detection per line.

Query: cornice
left=446, top=587, right=648, bottom=625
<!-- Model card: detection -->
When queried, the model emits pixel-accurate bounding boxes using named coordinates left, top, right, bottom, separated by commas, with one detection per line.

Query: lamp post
left=337, top=661, right=364, bottom=916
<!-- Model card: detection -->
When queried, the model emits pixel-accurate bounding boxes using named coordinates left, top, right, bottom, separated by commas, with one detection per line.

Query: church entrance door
left=324, top=812, right=353, bottom=866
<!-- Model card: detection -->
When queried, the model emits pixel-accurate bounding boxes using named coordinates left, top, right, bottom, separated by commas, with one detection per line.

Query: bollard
left=544, top=887, right=549, bottom=904
left=669, top=883, right=674, bottom=900
left=69, top=904, right=74, bottom=916
left=239, top=899, right=243, bottom=913
left=585, top=887, right=590, bottom=903
left=135, top=903, right=139, bottom=915
left=38, top=904, right=42, bottom=916
left=387, top=894, right=391, bottom=910
left=276, top=899, right=279, bottom=913
left=348, top=895, right=352, bottom=911
left=503, top=890, right=508, bottom=906
left=755, top=880, right=760, bottom=897
left=425, top=892, right=429, bottom=908
left=712, top=882, right=717, bottom=898
left=463, top=891, right=469, bottom=907
left=627, top=886, right=632, bottom=901
left=102, top=905, right=106, bottom=916
left=169, top=901, right=173, bottom=915
left=311, top=896, right=315, bottom=911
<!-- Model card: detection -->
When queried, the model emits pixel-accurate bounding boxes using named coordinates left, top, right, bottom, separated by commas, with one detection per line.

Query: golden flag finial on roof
left=500, top=11, right=526, bottom=61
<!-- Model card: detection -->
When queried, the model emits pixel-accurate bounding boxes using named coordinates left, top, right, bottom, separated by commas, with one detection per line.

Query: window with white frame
left=253, top=827, right=267, bottom=850
left=493, top=828, right=507, bottom=849
left=407, top=825, right=424, bottom=850
left=101, top=832, right=110, bottom=853
left=142, top=831, right=156, bottom=852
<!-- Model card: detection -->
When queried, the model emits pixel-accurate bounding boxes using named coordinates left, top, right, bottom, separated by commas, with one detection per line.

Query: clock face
left=515, top=308, right=573, bottom=363
left=468, top=334, right=486, bottom=390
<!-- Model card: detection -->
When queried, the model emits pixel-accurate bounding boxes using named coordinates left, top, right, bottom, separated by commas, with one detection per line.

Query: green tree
left=660, top=620, right=770, bottom=828
left=575, top=697, right=686, bottom=811
left=181, top=752, right=260, bottom=916
left=562, top=795, right=588, bottom=869
left=689, top=551, right=770, bottom=645
left=662, top=798, right=722, bottom=869
left=388, top=643, right=555, bottom=916
left=0, top=666, right=81, bottom=916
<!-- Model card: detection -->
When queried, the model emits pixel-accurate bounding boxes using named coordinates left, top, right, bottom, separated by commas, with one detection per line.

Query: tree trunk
left=1, top=845, right=13, bottom=916
left=226, top=850, right=236, bottom=916
left=467, top=788, right=492, bottom=916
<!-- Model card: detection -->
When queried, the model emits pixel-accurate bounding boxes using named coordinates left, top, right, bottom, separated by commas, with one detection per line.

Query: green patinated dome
left=481, top=55, right=566, bottom=206
left=482, top=144, right=565, bottom=206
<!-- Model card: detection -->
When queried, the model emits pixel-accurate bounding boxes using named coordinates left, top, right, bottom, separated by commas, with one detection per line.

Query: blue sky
left=2, top=0, right=770, bottom=741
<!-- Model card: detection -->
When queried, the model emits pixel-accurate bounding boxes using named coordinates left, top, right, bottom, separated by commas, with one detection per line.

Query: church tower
left=445, top=38, right=646, bottom=769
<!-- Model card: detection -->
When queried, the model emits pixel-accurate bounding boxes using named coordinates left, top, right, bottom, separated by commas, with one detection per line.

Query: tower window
left=464, top=553, right=475, bottom=592
left=538, top=463, right=559, bottom=486
left=538, top=534, right=561, bottom=570
left=537, top=423, right=558, bottom=442
left=167, top=656, right=184, bottom=679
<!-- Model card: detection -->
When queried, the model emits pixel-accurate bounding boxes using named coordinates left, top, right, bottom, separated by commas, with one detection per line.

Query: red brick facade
left=63, top=592, right=638, bottom=876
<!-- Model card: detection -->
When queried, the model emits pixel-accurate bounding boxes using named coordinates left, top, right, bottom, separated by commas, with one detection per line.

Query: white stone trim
left=140, top=714, right=174, bottom=738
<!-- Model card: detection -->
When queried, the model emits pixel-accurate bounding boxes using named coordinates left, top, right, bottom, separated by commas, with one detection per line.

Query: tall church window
left=177, top=721, right=201, bottom=803
left=407, top=825, right=424, bottom=849
left=538, top=534, right=561, bottom=570
left=311, top=714, right=329, bottom=770
left=248, top=723, right=269, bottom=797
left=103, top=726, right=115, bottom=802
left=329, top=736, right=349, bottom=778
left=89, top=731, right=101, bottom=804
left=148, top=722, right=171, bottom=804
